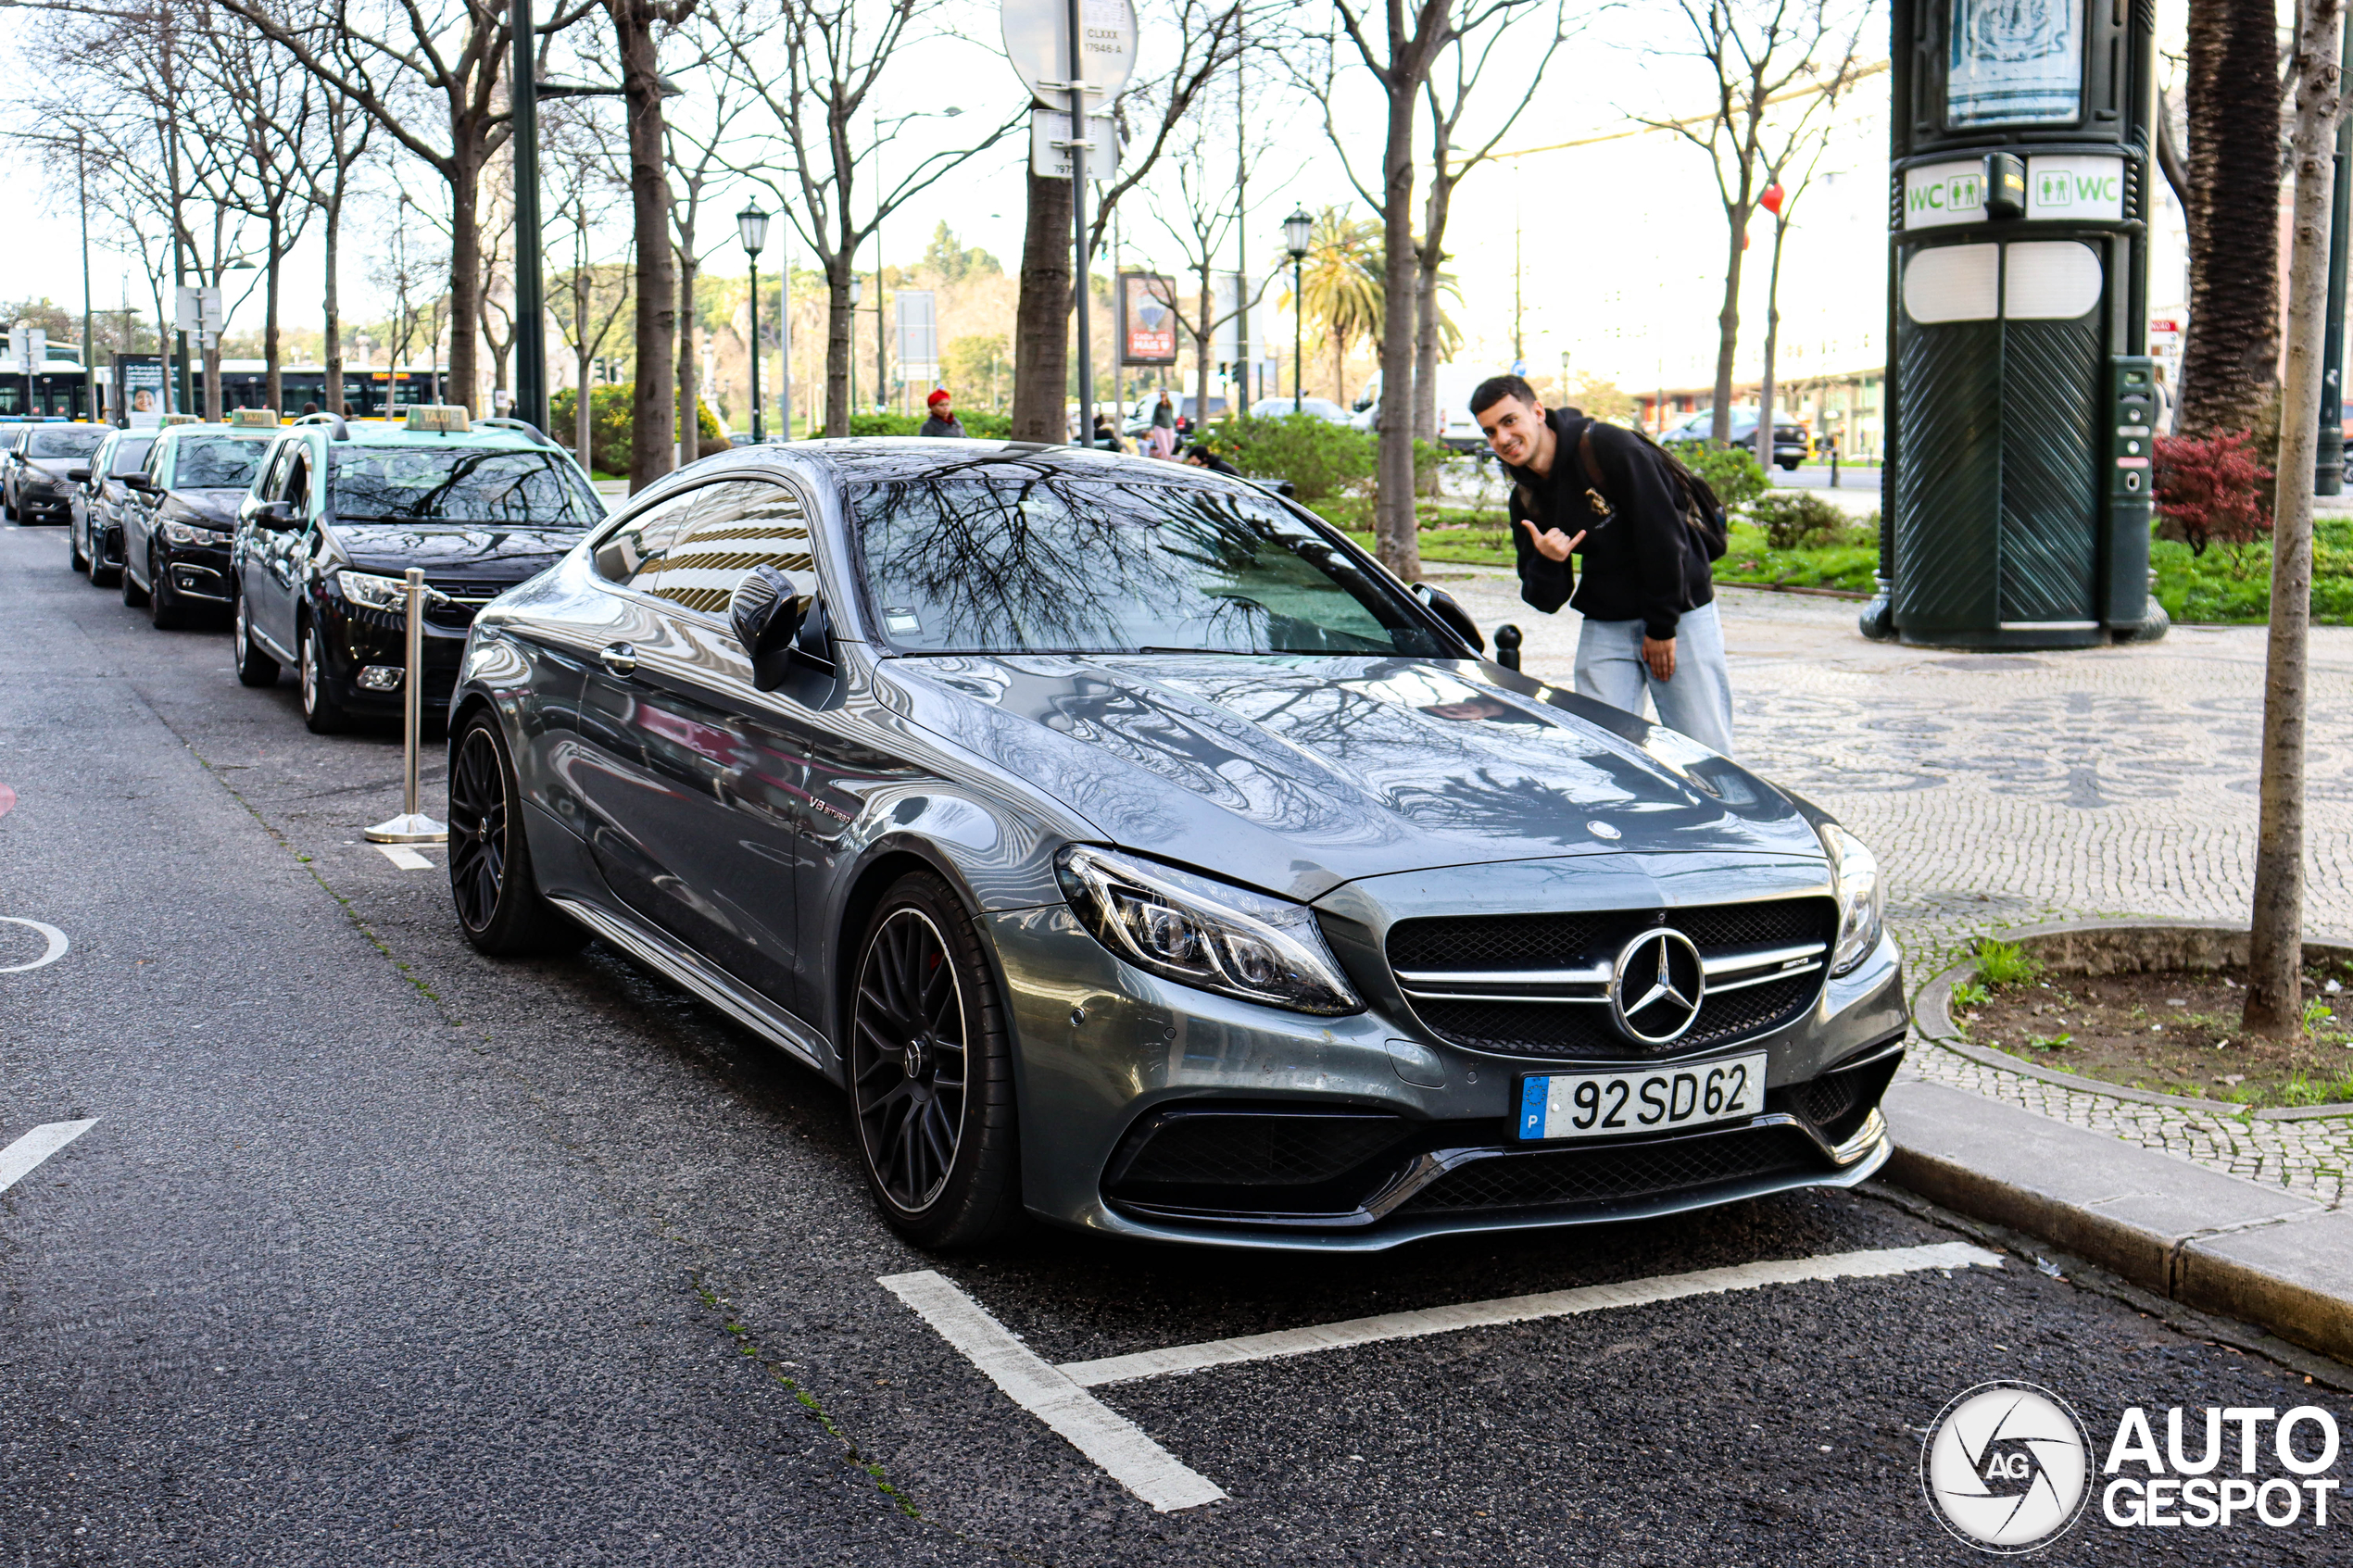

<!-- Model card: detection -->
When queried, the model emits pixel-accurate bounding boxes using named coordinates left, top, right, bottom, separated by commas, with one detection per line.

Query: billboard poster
left=1118, top=272, right=1178, bottom=366
left=116, top=354, right=170, bottom=426
left=1946, top=0, right=2082, bottom=128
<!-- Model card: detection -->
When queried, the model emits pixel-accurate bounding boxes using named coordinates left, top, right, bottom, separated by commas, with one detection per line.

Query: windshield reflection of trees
left=850, top=460, right=1431, bottom=656
left=332, top=448, right=597, bottom=526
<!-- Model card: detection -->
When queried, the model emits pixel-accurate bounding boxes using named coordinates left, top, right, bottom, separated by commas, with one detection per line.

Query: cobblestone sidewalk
left=1439, top=568, right=2353, bottom=1208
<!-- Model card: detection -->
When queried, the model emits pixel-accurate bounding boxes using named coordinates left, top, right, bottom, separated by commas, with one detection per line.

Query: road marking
left=1055, top=1242, right=2003, bottom=1387
left=0, top=783, right=15, bottom=819
left=0, top=917, right=69, bottom=974
left=0, top=1120, right=99, bottom=1194
left=878, top=1270, right=1227, bottom=1513
left=377, top=845, right=433, bottom=871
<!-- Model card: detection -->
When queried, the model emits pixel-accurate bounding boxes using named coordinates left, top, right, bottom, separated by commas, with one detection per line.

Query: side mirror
left=67, top=467, right=91, bottom=483
left=121, top=473, right=156, bottom=495
left=728, top=564, right=810, bottom=691
left=257, top=499, right=296, bottom=529
left=1413, top=582, right=1485, bottom=655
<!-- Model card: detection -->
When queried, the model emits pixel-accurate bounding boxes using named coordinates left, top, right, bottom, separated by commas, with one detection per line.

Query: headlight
left=161, top=520, right=232, bottom=546
left=335, top=570, right=447, bottom=612
left=1055, top=845, right=1362, bottom=1016
left=1818, top=822, right=1883, bottom=975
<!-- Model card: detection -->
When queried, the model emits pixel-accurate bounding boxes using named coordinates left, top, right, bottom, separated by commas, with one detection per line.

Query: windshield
left=848, top=474, right=1452, bottom=658
left=30, top=428, right=106, bottom=458
left=174, top=435, right=271, bottom=490
left=111, top=436, right=155, bottom=474
left=328, top=445, right=603, bottom=528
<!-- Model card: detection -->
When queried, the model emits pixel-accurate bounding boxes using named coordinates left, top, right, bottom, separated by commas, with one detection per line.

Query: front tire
left=447, top=711, right=585, bottom=956
left=298, top=619, right=349, bottom=734
left=847, top=872, right=1024, bottom=1249
left=69, top=522, right=88, bottom=575
left=120, top=546, right=148, bottom=607
left=233, top=591, right=281, bottom=686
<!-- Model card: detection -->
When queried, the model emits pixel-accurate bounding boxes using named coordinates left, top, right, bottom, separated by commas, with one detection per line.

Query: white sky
left=0, top=0, right=2196, bottom=389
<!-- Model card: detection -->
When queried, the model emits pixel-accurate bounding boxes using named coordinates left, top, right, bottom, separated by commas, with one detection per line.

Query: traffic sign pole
left=1065, top=0, right=1092, bottom=447
left=510, top=0, right=550, bottom=436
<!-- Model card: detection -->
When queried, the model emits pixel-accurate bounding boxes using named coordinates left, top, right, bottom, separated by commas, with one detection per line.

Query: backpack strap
left=1573, top=426, right=1615, bottom=521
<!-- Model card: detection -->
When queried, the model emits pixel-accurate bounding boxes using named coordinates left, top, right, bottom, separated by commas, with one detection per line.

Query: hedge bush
left=843, top=410, right=1013, bottom=438
left=550, top=383, right=726, bottom=474
left=1193, top=414, right=1375, bottom=502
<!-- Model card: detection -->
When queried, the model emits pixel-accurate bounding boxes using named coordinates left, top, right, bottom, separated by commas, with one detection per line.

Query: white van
left=1348, top=366, right=1505, bottom=450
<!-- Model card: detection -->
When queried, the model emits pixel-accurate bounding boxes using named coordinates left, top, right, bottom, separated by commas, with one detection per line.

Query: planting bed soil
left=1952, top=960, right=2353, bottom=1108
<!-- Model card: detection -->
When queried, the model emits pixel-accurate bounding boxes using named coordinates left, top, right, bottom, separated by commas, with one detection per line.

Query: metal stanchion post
left=365, top=567, right=448, bottom=844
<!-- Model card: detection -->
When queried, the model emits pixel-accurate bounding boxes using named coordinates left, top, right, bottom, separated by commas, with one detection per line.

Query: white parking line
left=877, top=1270, right=1227, bottom=1512
left=0, top=916, right=69, bottom=974
left=0, top=1119, right=99, bottom=1195
left=885, top=1241, right=2000, bottom=1510
left=1055, top=1241, right=2002, bottom=1387
left=377, top=845, right=434, bottom=871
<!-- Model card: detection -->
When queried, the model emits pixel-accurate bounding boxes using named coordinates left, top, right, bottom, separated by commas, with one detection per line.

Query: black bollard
left=1494, top=623, right=1523, bottom=671
left=1830, top=445, right=1840, bottom=489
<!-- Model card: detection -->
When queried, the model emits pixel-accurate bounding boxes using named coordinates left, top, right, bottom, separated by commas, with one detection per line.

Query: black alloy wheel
left=233, top=591, right=280, bottom=686
left=119, top=542, right=147, bottom=607
left=90, top=521, right=120, bottom=587
left=298, top=619, right=350, bottom=734
left=147, top=546, right=192, bottom=630
left=848, top=872, right=1024, bottom=1248
left=447, top=711, right=583, bottom=956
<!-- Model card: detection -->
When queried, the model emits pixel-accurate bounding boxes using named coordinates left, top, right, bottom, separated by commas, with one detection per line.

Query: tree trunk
left=1013, top=168, right=1073, bottom=443
left=1755, top=218, right=1788, bottom=474
left=323, top=194, right=344, bottom=416
left=1374, top=79, right=1421, bottom=582
left=1194, top=264, right=1214, bottom=444
left=204, top=340, right=220, bottom=422
left=1709, top=202, right=1748, bottom=445
left=447, top=138, right=484, bottom=417
left=265, top=205, right=283, bottom=415
left=2181, top=0, right=2285, bottom=438
left=677, top=247, right=698, bottom=459
left=613, top=0, right=675, bottom=491
left=576, top=344, right=596, bottom=463
left=1414, top=169, right=1451, bottom=445
left=825, top=269, right=854, bottom=438
left=2245, top=0, right=2346, bottom=1036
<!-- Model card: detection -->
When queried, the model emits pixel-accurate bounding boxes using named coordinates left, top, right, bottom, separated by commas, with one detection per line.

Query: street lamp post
left=1283, top=206, right=1312, bottom=416
left=738, top=204, right=770, bottom=441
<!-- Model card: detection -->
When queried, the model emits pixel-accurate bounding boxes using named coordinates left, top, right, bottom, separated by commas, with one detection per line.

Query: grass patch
left=1971, top=937, right=2043, bottom=989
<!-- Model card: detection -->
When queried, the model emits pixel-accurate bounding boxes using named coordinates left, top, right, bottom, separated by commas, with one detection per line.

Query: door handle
left=599, top=642, right=639, bottom=675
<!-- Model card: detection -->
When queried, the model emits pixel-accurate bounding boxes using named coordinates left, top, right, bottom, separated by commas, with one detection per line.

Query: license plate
left=1516, top=1053, right=1767, bottom=1141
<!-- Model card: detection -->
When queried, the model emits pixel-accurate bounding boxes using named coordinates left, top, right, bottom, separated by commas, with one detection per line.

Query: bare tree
left=197, top=9, right=322, bottom=416
left=1010, top=0, right=1259, bottom=442
left=1750, top=114, right=1848, bottom=475
left=714, top=0, right=1020, bottom=438
left=1409, top=1, right=1568, bottom=444
left=1140, top=107, right=1277, bottom=429
left=2244, top=0, right=2348, bottom=1038
left=294, top=52, right=375, bottom=416
left=1643, top=0, right=1866, bottom=445
left=663, top=21, right=757, bottom=458
left=546, top=103, right=635, bottom=461
left=215, top=0, right=601, bottom=414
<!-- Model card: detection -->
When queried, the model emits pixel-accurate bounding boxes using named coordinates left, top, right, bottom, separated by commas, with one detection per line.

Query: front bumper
left=989, top=897, right=1906, bottom=1252
left=317, top=597, right=472, bottom=715
left=157, top=540, right=234, bottom=602
left=16, top=490, right=71, bottom=524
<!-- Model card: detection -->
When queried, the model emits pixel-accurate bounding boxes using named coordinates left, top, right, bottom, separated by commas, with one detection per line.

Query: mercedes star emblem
left=1608, top=927, right=1706, bottom=1045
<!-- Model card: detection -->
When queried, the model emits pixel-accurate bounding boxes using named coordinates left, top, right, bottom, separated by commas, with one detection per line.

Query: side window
left=146, top=439, right=170, bottom=486
left=285, top=447, right=311, bottom=512
left=593, top=480, right=808, bottom=607
left=255, top=445, right=292, bottom=503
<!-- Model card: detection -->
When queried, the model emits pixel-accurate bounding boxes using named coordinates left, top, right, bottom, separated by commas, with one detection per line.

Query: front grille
left=1388, top=897, right=1836, bottom=1060
left=1397, top=1124, right=1825, bottom=1214
left=1773, top=1047, right=1903, bottom=1148
left=1113, top=1110, right=1407, bottom=1189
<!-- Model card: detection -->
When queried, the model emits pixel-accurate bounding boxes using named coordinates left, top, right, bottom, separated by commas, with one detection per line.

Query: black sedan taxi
left=5, top=422, right=110, bottom=526
left=120, top=414, right=282, bottom=629
left=229, top=408, right=607, bottom=732
left=68, top=427, right=157, bottom=585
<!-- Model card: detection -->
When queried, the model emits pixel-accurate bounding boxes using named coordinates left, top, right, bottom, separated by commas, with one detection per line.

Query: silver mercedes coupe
left=444, top=441, right=1905, bottom=1250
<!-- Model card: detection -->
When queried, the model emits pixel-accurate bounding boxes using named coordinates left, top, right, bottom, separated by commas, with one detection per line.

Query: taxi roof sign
left=164, top=413, right=201, bottom=426
left=228, top=408, right=280, bottom=428
left=405, top=405, right=472, bottom=433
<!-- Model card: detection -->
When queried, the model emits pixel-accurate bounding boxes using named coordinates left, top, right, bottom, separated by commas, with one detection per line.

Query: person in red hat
left=919, top=388, right=966, bottom=438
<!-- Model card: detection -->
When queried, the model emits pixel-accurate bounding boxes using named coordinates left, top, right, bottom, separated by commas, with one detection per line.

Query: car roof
left=640, top=436, right=1269, bottom=494
left=321, top=425, right=557, bottom=451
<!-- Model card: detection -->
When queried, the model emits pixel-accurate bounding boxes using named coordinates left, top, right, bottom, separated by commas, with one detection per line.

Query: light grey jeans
left=1571, top=598, right=1736, bottom=756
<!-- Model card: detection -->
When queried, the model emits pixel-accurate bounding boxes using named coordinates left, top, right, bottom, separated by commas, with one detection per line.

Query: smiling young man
left=1469, top=374, right=1735, bottom=756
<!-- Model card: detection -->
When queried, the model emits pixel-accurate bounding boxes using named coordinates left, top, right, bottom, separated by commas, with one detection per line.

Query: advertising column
left=1863, top=0, right=2162, bottom=648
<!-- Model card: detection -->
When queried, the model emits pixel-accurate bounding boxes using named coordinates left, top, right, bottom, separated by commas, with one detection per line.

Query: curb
left=1881, top=1080, right=2353, bottom=1365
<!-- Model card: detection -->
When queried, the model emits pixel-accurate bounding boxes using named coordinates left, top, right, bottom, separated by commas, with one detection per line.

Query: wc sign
left=1903, top=154, right=2125, bottom=229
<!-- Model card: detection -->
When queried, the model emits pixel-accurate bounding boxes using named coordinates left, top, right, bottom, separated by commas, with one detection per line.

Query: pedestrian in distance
left=1180, top=443, right=1239, bottom=476
left=1469, top=373, right=1737, bottom=757
left=1145, top=390, right=1179, bottom=458
left=1091, top=412, right=1127, bottom=452
left=919, top=389, right=966, bottom=437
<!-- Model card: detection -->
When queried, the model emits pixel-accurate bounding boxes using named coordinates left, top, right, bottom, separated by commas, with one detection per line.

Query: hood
left=883, top=653, right=1823, bottom=901
left=162, top=489, right=247, bottom=525
left=28, top=457, right=86, bottom=481
left=329, top=522, right=587, bottom=583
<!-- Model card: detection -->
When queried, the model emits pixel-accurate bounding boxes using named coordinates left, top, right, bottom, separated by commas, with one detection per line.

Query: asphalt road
left=3, top=514, right=2345, bottom=1567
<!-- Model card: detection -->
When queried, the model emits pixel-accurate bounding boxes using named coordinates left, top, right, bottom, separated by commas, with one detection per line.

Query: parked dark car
left=1658, top=409, right=1810, bottom=470
left=443, top=439, right=1904, bottom=1252
left=119, top=421, right=280, bottom=629
left=230, top=412, right=607, bottom=732
left=5, top=422, right=109, bottom=525
left=68, top=428, right=157, bottom=585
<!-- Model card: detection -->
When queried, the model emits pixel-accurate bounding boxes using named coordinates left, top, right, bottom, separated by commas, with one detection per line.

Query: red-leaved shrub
left=2154, top=429, right=2272, bottom=558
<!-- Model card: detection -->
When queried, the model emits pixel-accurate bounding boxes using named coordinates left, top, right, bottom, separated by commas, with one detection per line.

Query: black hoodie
left=1503, top=409, right=1712, bottom=640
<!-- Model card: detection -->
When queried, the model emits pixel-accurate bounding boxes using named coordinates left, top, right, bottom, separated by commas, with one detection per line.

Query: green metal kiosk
left=1861, top=0, right=2166, bottom=648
